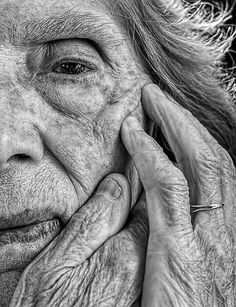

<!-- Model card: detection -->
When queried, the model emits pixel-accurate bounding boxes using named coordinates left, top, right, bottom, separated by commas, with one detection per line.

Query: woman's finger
left=141, top=84, right=235, bottom=305
left=142, top=84, right=226, bottom=227
left=121, top=116, right=191, bottom=235
left=121, top=117, right=198, bottom=307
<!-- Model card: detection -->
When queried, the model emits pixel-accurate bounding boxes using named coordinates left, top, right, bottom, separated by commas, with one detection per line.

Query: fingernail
left=125, top=116, right=142, bottom=130
left=143, top=84, right=163, bottom=99
left=145, top=83, right=156, bottom=90
left=97, top=178, right=122, bottom=200
left=146, top=83, right=161, bottom=92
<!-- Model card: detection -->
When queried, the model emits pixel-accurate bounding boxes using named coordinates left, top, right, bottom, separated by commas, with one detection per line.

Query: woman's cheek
left=35, top=71, right=148, bottom=214
left=37, top=88, right=125, bottom=207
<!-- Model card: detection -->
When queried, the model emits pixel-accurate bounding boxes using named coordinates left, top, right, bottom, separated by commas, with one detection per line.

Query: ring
left=191, top=203, right=224, bottom=214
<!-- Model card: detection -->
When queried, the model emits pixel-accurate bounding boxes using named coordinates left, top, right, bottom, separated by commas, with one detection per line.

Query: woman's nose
left=0, top=74, right=44, bottom=169
left=0, top=119, right=44, bottom=169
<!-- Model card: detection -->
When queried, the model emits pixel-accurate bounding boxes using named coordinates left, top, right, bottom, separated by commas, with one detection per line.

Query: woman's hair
left=110, top=0, right=236, bottom=164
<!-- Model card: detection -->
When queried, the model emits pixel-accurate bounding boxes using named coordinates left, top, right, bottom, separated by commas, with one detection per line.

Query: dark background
left=187, top=1, right=236, bottom=161
left=223, top=0, right=236, bottom=71
left=188, top=0, right=236, bottom=70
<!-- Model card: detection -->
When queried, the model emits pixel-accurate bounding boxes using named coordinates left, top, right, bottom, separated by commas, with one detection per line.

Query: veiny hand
left=121, top=84, right=236, bottom=307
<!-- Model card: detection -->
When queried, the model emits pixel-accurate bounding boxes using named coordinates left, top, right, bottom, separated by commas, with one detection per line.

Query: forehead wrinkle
left=11, top=8, right=124, bottom=49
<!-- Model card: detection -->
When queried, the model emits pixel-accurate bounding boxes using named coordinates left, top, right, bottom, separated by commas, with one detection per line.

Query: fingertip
left=106, top=173, right=130, bottom=192
left=142, top=84, right=167, bottom=127
left=103, top=174, right=131, bottom=230
left=121, top=116, right=143, bottom=157
left=142, top=82, right=156, bottom=92
left=97, top=173, right=131, bottom=205
left=142, top=83, right=162, bottom=100
left=142, top=83, right=170, bottom=110
left=122, top=116, right=143, bottom=131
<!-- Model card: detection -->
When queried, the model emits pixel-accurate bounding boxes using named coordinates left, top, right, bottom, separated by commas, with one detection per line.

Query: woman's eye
left=52, top=62, right=91, bottom=75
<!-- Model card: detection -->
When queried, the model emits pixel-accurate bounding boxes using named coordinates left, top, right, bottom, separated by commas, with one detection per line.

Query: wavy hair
left=109, top=0, right=236, bottom=163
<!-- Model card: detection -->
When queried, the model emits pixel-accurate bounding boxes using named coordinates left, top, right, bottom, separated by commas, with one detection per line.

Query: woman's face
left=0, top=0, right=150, bottom=272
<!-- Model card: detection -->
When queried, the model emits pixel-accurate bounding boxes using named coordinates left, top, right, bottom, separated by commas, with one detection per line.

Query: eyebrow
left=12, top=9, right=123, bottom=48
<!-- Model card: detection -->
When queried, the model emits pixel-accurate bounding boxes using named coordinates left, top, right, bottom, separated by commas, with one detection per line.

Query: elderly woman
left=0, top=0, right=235, bottom=306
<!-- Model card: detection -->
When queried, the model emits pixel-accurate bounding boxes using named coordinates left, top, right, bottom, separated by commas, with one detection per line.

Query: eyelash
left=46, top=57, right=98, bottom=83
left=52, top=57, right=95, bottom=71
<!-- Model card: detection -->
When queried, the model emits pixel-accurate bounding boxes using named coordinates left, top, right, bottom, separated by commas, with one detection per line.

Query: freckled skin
left=0, top=0, right=151, bottom=304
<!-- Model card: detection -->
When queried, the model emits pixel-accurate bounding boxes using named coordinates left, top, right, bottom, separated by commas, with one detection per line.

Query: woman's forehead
left=0, top=0, right=108, bottom=16
left=0, top=0, right=123, bottom=45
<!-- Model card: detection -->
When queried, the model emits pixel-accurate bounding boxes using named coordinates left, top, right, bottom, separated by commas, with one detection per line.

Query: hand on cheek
left=121, top=84, right=235, bottom=306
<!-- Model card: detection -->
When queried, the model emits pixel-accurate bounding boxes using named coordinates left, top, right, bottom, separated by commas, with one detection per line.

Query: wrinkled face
left=0, top=0, right=150, bottom=275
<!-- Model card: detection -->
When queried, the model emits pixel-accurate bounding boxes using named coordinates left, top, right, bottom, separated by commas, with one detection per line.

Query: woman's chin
left=0, top=270, right=22, bottom=307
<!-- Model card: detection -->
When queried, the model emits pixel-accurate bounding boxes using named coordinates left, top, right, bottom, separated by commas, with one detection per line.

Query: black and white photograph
left=0, top=0, right=236, bottom=306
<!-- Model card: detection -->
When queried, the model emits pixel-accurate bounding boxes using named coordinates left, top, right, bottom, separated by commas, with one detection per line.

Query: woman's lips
left=0, top=219, right=62, bottom=245
left=0, top=218, right=63, bottom=272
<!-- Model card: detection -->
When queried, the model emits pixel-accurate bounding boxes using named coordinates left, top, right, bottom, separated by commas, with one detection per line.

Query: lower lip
left=0, top=219, right=62, bottom=245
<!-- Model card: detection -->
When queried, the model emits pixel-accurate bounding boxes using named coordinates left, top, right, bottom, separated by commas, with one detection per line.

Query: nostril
left=12, top=154, right=31, bottom=161
left=0, top=134, right=44, bottom=168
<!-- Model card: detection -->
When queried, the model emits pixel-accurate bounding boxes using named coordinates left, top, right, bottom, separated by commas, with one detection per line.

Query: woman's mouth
left=0, top=218, right=63, bottom=272
left=0, top=219, right=62, bottom=245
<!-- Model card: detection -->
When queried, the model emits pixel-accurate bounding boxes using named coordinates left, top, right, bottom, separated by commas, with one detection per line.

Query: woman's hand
left=121, top=84, right=236, bottom=307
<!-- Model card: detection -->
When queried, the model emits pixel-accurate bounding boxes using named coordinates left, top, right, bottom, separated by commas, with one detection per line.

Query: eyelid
left=35, top=40, right=103, bottom=84
left=47, top=39, right=102, bottom=65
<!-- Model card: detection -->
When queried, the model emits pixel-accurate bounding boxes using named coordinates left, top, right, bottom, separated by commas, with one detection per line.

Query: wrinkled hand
left=121, top=84, right=236, bottom=307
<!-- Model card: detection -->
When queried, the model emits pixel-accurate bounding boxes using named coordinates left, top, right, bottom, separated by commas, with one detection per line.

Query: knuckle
left=129, top=130, right=156, bottom=154
left=218, top=148, right=235, bottom=174
left=194, top=147, right=216, bottom=165
left=72, top=202, right=112, bottom=238
left=194, top=145, right=235, bottom=177
left=194, top=149, right=221, bottom=176
left=137, top=150, right=188, bottom=193
left=104, top=240, right=141, bottom=276
left=158, top=166, right=188, bottom=192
